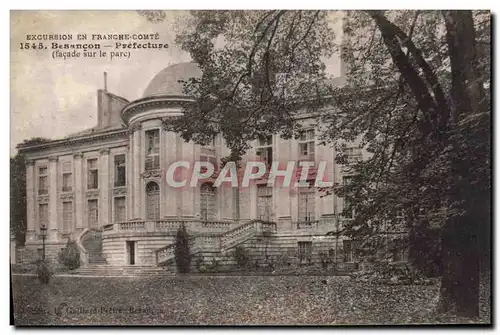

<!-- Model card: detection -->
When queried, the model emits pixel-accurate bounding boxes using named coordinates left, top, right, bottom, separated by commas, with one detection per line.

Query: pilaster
left=73, top=152, right=84, bottom=230
left=25, top=160, right=35, bottom=242
left=181, top=138, right=195, bottom=217
left=99, top=148, right=110, bottom=227
left=132, top=124, right=142, bottom=218
left=48, top=156, right=58, bottom=238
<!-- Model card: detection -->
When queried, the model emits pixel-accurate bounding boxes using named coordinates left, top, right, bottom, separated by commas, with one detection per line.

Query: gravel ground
left=11, top=275, right=489, bottom=326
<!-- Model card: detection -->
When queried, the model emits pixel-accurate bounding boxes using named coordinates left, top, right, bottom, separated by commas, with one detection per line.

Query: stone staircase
left=156, top=220, right=277, bottom=266
left=80, top=229, right=106, bottom=265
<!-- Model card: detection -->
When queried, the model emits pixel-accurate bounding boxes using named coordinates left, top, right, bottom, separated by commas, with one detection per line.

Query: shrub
left=352, top=262, right=435, bottom=285
left=319, top=252, right=329, bottom=270
left=174, top=223, right=191, bottom=273
left=58, top=239, right=81, bottom=270
left=36, top=260, right=52, bottom=284
left=233, top=246, right=250, bottom=269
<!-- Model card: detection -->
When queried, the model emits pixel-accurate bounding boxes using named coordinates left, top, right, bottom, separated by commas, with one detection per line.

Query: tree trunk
left=439, top=212, right=479, bottom=317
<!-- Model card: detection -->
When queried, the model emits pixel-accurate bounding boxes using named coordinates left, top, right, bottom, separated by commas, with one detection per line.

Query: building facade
left=17, top=62, right=371, bottom=271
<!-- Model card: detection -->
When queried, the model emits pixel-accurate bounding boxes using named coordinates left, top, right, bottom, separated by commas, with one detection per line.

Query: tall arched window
left=200, top=183, right=216, bottom=220
left=146, top=181, right=160, bottom=220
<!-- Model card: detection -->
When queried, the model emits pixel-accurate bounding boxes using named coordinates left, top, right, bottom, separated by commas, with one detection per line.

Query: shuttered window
left=88, top=199, right=99, bottom=229
left=62, top=201, right=72, bottom=234
left=200, top=183, right=216, bottom=220
left=114, top=196, right=126, bottom=222
left=257, top=185, right=273, bottom=221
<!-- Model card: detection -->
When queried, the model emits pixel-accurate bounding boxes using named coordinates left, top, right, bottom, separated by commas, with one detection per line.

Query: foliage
left=10, top=137, right=52, bottom=246
left=205, top=259, right=221, bottom=273
left=174, top=224, right=192, bottom=273
left=172, top=10, right=490, bottom=316
left=36, top=260, right=52, bottom=284
left=352, top=262, right=435, bottom=286
left=319, top=252, right=329, bottom=270
left=58, top=239, right=81, bottom=270
left=233, top=246, right=251, bottom=269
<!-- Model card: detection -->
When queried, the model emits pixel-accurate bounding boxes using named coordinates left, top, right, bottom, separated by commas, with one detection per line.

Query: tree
left=174, top=223, right=192, bottom=273
left=11, top=137, right=52, bottom=245
left=171, top=10, right=490, bottom=317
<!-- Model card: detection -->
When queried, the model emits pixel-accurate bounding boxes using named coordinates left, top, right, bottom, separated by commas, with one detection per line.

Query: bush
left=319, top=252, right=329, bottom=270
left=174, top=223, right=191, bottom=273
left=352, top=262, right=435, bottom=285
left=233, top=246, right=250, bottom=269
left=36, top=260, right=52, bottom=284
left=205, top=259, right=220, bottom=273
left=58, top=239, right=81, bottom=270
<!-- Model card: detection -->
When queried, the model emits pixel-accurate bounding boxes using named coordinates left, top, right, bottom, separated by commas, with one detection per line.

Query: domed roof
left=142, top=62, right=202, bottom=98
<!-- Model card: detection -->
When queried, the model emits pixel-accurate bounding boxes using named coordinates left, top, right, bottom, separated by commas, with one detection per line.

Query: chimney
left=104, top=71, right=108, bottom=92
left=96, top=72, right=129, bottom=129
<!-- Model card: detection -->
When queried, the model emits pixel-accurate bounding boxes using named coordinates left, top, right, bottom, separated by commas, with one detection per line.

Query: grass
left=11, top=275, right=489, bottom=325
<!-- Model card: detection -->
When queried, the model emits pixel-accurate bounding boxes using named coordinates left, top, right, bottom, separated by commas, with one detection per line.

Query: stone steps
left=71, top=265, right=174, bottom=277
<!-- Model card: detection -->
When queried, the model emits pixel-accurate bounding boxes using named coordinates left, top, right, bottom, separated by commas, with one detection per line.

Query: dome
left=142, top=62, right=202, bottom=98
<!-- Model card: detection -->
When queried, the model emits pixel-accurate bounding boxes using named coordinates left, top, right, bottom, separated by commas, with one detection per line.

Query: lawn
left=11, top=275, right=488, bottom=325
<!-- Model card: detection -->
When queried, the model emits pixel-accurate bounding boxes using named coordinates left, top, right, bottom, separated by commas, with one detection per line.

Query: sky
left=10, top=10, right=343, bottom=156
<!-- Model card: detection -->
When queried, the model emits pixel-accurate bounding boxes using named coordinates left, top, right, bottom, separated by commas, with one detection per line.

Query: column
left=133, top=125, right=142, bottom=219
left=181, top=139, right=195, bottom=217
left=48, top=157, right=58, bottom=239
left=290, top=138, right=299, bottom=223
left=74, top=153, right=84, bottom=230
left=25, top=160, right=35, bottom=242
left=276, top=137, right=292, bottom=222
left=126, top=143, right=133, bottom=221
left=99, top=149, right=110, bottom=227
left=164, top=131, right=177, bottom=217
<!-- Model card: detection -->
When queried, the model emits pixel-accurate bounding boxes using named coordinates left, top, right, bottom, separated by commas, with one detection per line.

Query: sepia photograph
left=9, top=9, right=491, bottom=326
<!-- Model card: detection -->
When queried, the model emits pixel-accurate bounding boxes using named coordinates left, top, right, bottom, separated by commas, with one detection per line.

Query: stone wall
left=16, top=241, right=67, bottom=264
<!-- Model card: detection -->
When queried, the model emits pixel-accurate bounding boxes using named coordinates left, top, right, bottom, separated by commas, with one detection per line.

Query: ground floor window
left=146, top=182, right=160, bottom=220
left=200, top=183, right=216, bottom=220
left=343, top=240, right=359, bottom=262
left=62, top=201, right=72, bottom=234
left=298, top=241, right=312, bottom=262
left=114, top=196, right=126, bottom=222
left=257, top=185, right=273, bottom=221
left=88, top=199, right=99, bottom=229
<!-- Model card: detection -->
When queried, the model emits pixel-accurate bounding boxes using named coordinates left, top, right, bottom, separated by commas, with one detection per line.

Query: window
left=114, top=196, right=126, bottom=222
left=38, top=166, right=48, bottom=195
left=391, top=239, right=408, bottom=262
left=200, top=155, right=218, bottom=173
left=37, top=248, right=43, bottom=260
left=298, top=181, right=315, bottom=222
left=38, top=203, right=48, bottom=230
left=145, top=129, right=160, bottom=170
left=200, top=183, right=216, bottom=220
left=62, top=201, right=72, bottom=234
left=62, top=162, right=72, bottom=192
left=256, top=135, right=273, bottom=167
left=343, top=240, right=359, bottom=262
left=146, top=182, right=160, bottom=220
left=298, top=241, right=312, bottom=261
left=257, top=185, right=273, bottom=221
left=87, top=158, right=98, bottom=190
left=298, top=130, right=315, bottom=160
left=88, top=199, right=99, bottom=229
left=114, top=154, right=126, bottom=187
left=232, top=188, right=240, bottom=220
left=342, top=176, right=355, bottom=219
left=344, top=146, right=362, bottom=165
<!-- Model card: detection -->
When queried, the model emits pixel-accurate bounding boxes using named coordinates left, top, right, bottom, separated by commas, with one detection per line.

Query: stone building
left=16, top=62, right=375, bottom=273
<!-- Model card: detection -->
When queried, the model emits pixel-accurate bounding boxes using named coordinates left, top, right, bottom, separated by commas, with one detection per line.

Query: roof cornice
left=121, top=95, right=194, bottom=125
left=17, top=128, right=129, bottom=153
